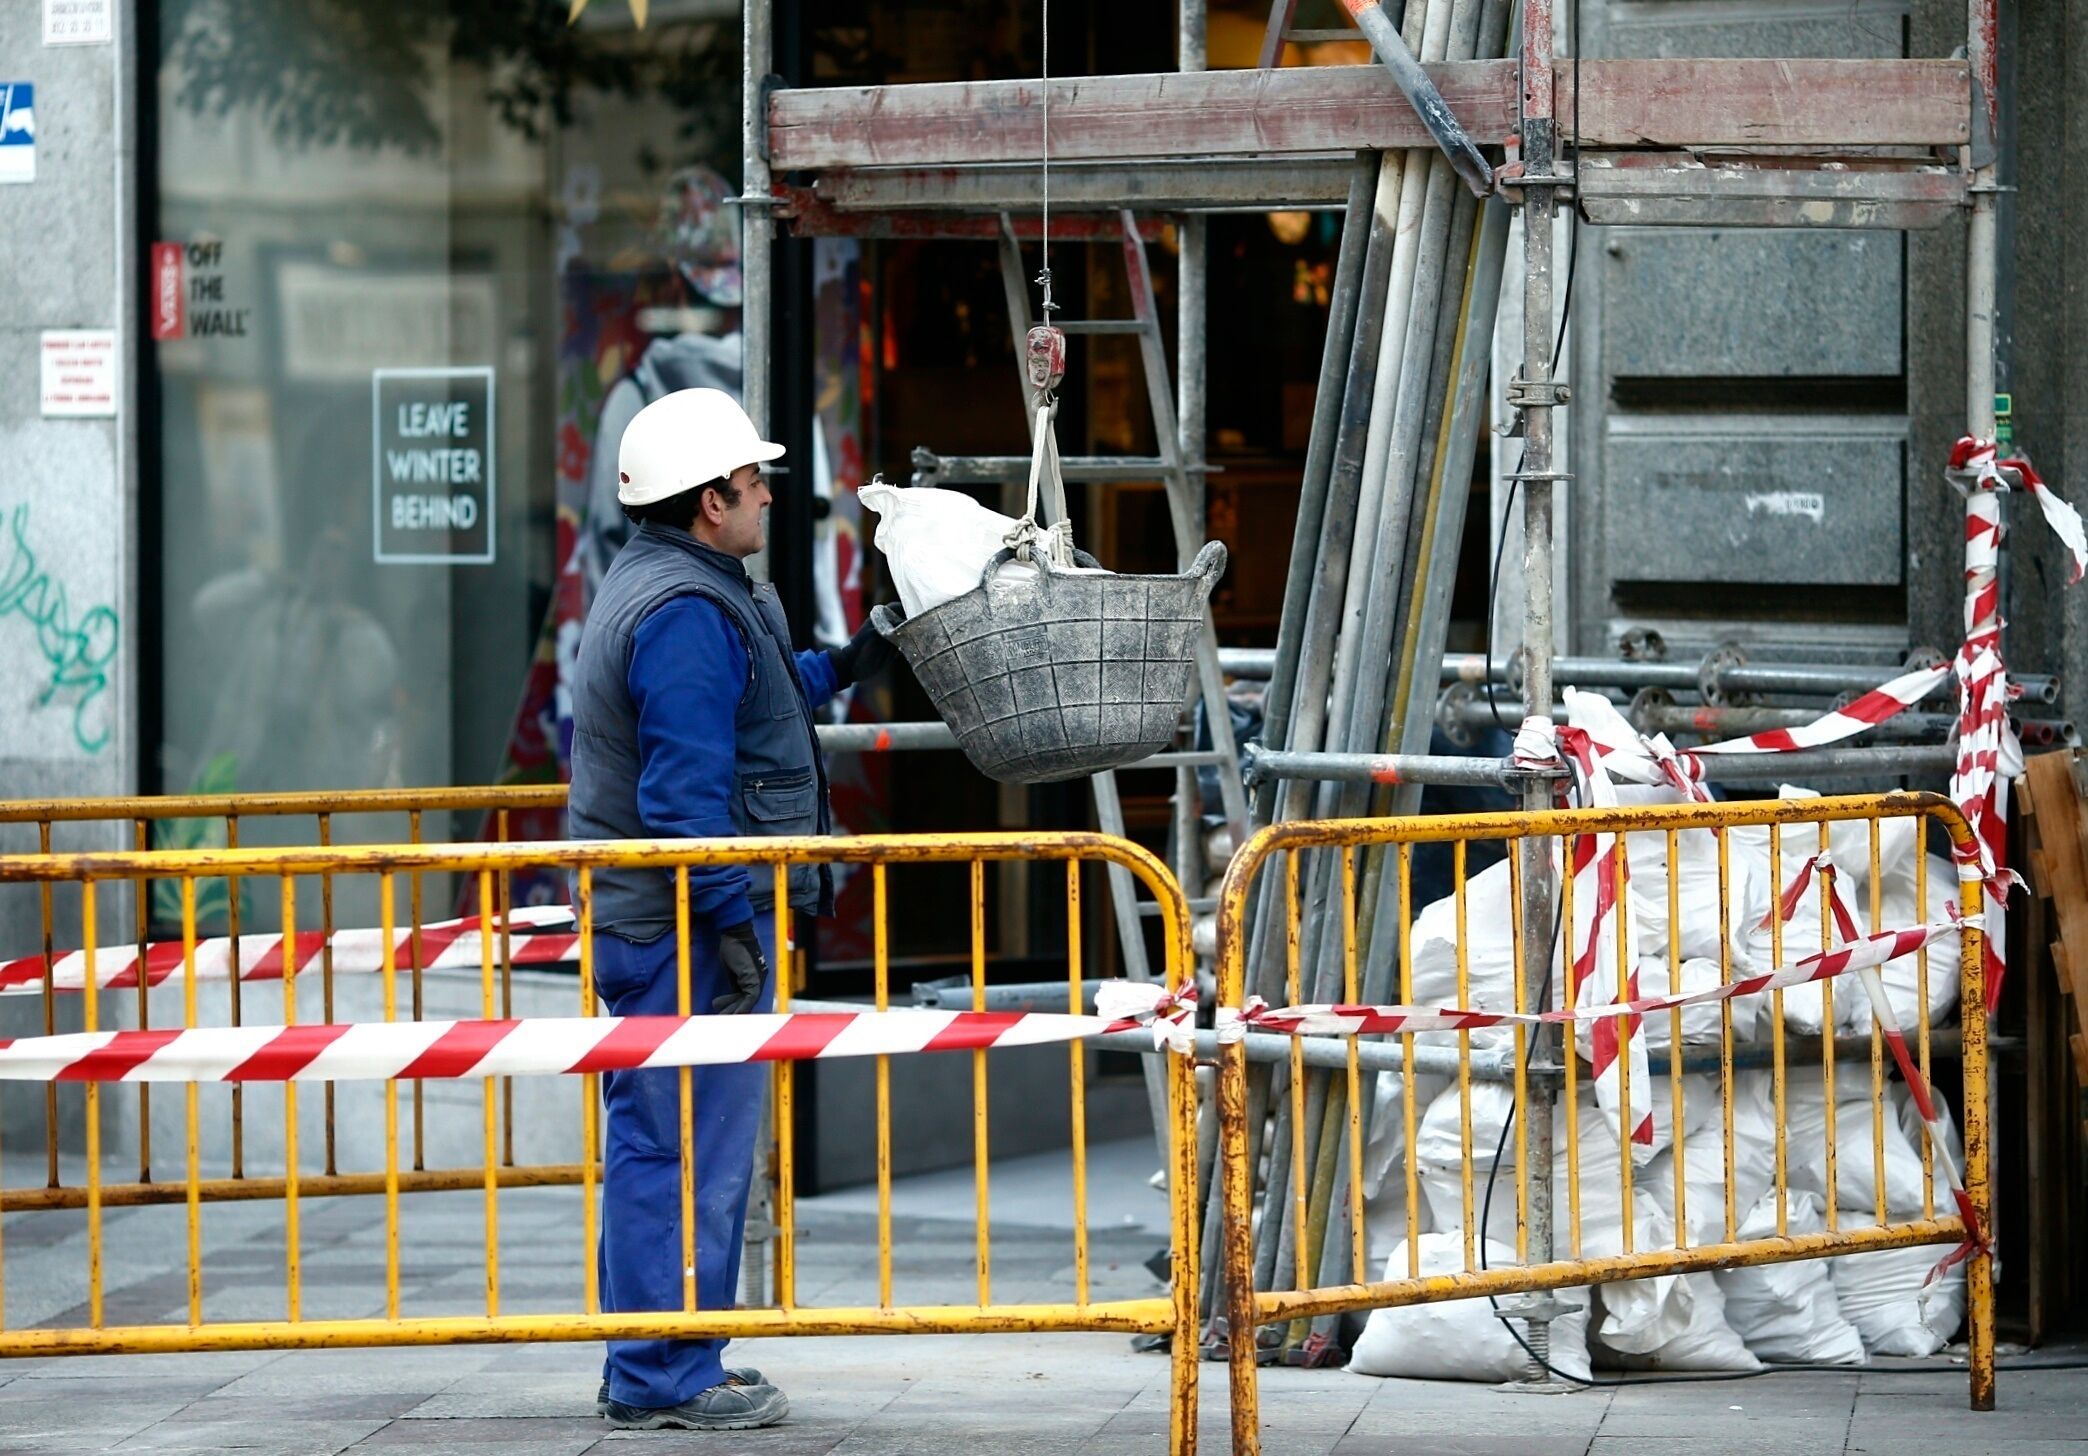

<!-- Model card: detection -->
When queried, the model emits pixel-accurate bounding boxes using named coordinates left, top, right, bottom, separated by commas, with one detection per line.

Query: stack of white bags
left=1346, top=787, right=1969, bottom=1382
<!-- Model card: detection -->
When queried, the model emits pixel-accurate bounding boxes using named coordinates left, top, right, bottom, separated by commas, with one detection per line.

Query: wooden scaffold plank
left=769, top=59, right=1969, bottom=171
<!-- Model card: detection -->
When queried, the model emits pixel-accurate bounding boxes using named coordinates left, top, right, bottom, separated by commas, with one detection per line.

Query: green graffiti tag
left=0, top=504, right=118, bottom=754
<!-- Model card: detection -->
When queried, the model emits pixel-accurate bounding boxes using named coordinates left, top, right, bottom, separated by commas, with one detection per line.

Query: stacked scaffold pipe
left=1192, top=0, right=1520, bottom=1361
left=1197, top=25, right=2081, bottom=1375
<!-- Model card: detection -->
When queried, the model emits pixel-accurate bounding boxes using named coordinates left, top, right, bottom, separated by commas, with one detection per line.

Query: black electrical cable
left=1481, top=477, right=1522, bottom=734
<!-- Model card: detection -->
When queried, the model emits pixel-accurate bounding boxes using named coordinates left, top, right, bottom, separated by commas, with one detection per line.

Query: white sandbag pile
left=1728, top=790, right=1961, bottom=1036
left=1359, top=1068, right=1448, bottom=1274
left=1645, top=1069, right=1778, bottom=1247
left=1348, top=1234, right=1592, bottom=1383
left=1783, top=1064, right=1932, bottom=1219
left=1828, top=1087, right=1969, bottom=1357
left=1338, top=784, right=1969, bottom=1383
left=1592, top=1273, right=1759, bottom=1373
left=1715, top=1192, right=1867, bottom=1365
left=1832, top=1242, right=1967, bottom=1358
left=1403, top=861, right=1522, bottom=1044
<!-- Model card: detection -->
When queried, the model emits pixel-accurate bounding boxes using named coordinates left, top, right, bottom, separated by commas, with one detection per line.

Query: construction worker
left=568, top=387, right=897, bottom=1431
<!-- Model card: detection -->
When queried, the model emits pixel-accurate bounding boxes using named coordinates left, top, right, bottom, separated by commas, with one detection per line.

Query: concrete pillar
left=0, top=5, right=135, bottom=800
left=0, top=2, right=138, bottom=1147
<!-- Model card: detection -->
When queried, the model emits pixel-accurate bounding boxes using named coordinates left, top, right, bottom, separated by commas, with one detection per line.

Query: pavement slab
left=0, top=1145, right=2076, bottom=1453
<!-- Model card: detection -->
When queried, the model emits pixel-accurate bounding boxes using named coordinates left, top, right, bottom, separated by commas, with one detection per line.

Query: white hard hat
left=617, top=388, right=784, bottom=507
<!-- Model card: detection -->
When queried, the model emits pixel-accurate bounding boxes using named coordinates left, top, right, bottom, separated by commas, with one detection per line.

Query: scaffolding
left=735, top=0, right=2009, bottom=1404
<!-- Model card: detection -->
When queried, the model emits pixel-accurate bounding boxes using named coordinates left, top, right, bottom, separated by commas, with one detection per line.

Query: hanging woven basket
left=872, top=540, right=1226, bottom=785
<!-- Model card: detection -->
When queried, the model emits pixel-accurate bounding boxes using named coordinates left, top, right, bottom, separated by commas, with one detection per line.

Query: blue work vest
left=568, top=522, right=832, bottom=936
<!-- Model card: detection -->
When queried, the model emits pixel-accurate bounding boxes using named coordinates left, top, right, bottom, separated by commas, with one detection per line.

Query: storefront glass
left=150, top=1, right=874, bottom=929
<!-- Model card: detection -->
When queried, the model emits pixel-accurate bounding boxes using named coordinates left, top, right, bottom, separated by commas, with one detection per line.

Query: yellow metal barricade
left=0, top=832, right=1201, bottom=1453
left=1214, top=792, right=1993, bottom=1454
left=0, top=788, right=561, bottom=1211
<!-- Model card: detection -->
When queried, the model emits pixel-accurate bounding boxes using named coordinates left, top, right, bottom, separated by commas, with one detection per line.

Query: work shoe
left=602, top=1379, right=789, bottom=1431
left=596, top=1369, right=766, bottom=1418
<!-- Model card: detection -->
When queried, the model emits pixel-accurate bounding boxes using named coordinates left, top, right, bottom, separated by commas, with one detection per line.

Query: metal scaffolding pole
left=1380, top=198, right=1511, bottom=812
left=1963, top=0, right=1999, bottom=1413
left=1234, top=148, right=1400, bottom=1317
left=740, top=0, right=776, bottom=579
left=1255, top=156, right=1379, bottom=824
left=1177, top=5, right=1211, bottom=830
left=1507, top=0, right=1570, bottom=1385
left=1297, top=1, right=1514, bottom=1354
left=1274, top=0, right=1517, bottom=1351
left=1249, top=741, right=1960, bottom=788
left=738, top=0, right=777, bottom=1312
left=1258, top=0, right=1444, bottom=1321
left=1438, top=653, right=2060, bottom=705
left=1265, top=61, right=1452, bottom=1345
left=1431, top=693, right=2074, bottom=748
left=1196, top=155, right=1386, bottom=1336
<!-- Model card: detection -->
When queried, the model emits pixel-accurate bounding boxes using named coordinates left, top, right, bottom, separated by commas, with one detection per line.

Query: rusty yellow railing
left=0, top=787, right=560, bottom=1209
left=0, top=831, right=1201, bottom=1453
left=0, top=786, right=2017, bottom=1453
left=1213, top=792, right=1994, bottom=1454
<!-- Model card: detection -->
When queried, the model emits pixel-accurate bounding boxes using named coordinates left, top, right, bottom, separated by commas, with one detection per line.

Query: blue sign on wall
left=0, top=83, right=34, bottom=185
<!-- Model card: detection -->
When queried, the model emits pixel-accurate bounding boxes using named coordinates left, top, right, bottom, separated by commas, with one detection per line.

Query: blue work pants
left=593, top=916, right=774, bottom=1408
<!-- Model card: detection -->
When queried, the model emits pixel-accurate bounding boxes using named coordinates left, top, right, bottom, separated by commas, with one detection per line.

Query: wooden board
left=1559, top=59, right=1970, bottom=150
left=769, top=59, right=1970, bottom=171
left=772, top=61, right=1519, bottom=170
left=2019, top=751, right=2088, bottom=1059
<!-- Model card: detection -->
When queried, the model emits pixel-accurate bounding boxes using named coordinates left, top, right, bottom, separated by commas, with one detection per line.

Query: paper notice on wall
left=44, top=0, right=112, bottom=44
left=0, top=83, right=34, bottom=184
left=40, top=331, right=117, bottom=417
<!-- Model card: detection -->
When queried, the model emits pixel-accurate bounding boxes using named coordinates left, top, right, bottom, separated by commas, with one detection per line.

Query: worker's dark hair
left=621, top=473, right=742, bottom=529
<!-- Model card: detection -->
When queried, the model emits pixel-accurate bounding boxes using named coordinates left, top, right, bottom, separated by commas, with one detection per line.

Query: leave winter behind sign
left=372, top=367, right=495, bottom=564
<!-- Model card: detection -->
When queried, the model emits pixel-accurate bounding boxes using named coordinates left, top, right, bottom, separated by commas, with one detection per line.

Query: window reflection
left=154, top=0, right=754, bottom=930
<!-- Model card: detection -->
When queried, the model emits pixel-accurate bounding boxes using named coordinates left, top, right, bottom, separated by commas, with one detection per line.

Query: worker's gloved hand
left=832, top=616, right=900, bottom=687
left=713, top=921, right=769, bottom=1015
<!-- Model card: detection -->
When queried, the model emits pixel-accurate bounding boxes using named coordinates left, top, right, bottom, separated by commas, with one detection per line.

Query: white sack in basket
left=861, top=480, right=1111, bottom=620
left=859, top=482, right=1026, bottom=619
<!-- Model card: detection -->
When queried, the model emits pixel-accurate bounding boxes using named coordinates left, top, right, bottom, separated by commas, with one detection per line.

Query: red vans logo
left=150, top=242, right=184, bottom=340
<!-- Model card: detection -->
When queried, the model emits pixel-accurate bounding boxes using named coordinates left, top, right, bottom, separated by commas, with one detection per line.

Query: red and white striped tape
left=0, top=908, right=581, bottom=997
left=1529, top=711, right=1659, bottom=1157
left=0, top=980, right=1201, bottom=1083
left=1225, top=889, right=1988, bottom=1274
left=1944, top=437, right=2084, bottom=1009
left=1693, top=664, right=1952, bottom=762
left=1216, top=914, right=1964, bottom=1040
left=1499, top=434, right=2078, bottom=1150
left=1511, top=710, right=1656, bottom=1157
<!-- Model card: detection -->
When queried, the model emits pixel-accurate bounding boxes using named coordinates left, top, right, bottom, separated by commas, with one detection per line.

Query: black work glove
left=713, top=921, right=769, bottom=1015
left=831, top=616, right=900, bottom=687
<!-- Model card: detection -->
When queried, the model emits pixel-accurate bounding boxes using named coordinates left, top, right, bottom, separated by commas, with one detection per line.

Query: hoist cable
left=1036, top=0, right=1055, bottom=317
